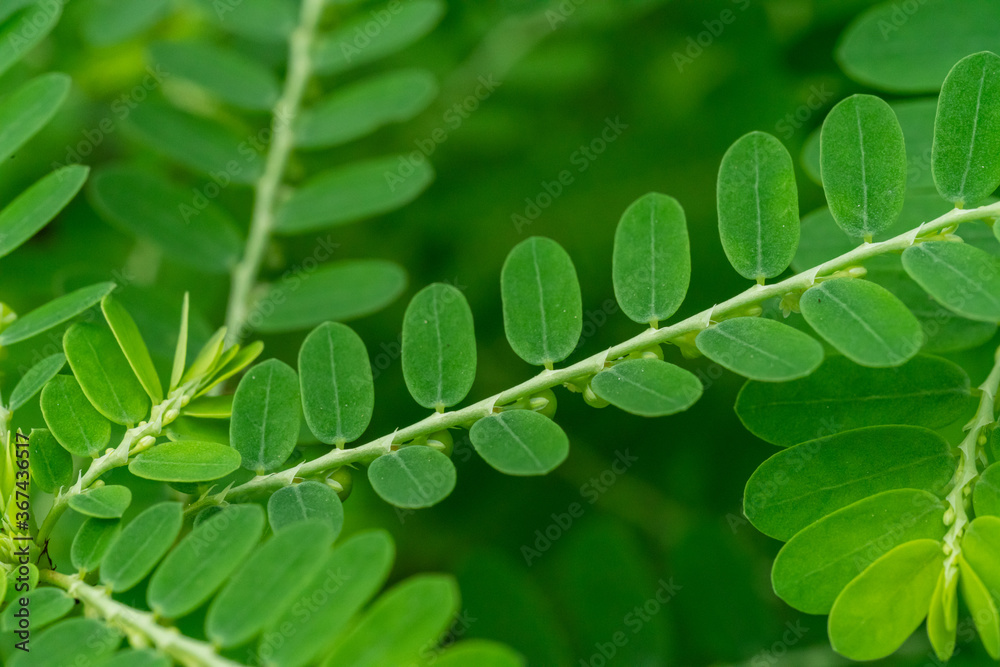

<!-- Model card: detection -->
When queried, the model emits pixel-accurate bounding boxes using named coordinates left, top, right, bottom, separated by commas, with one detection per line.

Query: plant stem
left=41, top=570, right=242, bottom=667
left=224, top=0, right=326, bottom=341
left=199, top=200, right=1000, bottom=507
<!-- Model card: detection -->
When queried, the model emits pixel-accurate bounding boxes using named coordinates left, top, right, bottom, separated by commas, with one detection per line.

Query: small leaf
left=180, top=326, right=227, bottom=386
left=267, top=481, right=344, bottom=537
left=64, top=322, right=150, bottom=425
left=193, top=0, right=296, bottom=42
left=368, top=446, right=456, bottom=509
left=40, top=375, right=111, bottom=457
left=8, top=618, right=121, bottom=667
left=470, top=410, right=569, bottom=476
left=933, top=51, right=1000, bottom=206
left=0, top=3, right=62, bottom=77
left=296, top=69, right=438, bottom=149
left=68, top=485, right=132, bottom=519
left=435, top=641, right=526, bottom=667
left=102, top=295, right=163, bottom=402
left=402, top=283, right=476, bottom=410
left=799, top=278, right=923, bottom=367
left=181, top=395, right=233, bottom=419
left=959, top=557, right=1000, bottom=659
left=149, top=41, right=280, bottom=111
left=99, top=650, right=171, bottom=667
left=821, top=94, right=907, bottom=239
left=129, top=441, right=241, bottom=482
left=902, top=241, right=1000, bottom=322
left=9, top=353, right=65, bottom=411
left=0, top=165, right=90, bottom=257
left=148, top=504, right=266, bottom=619
left=195, top=340, right=264, bottom=397
left=927, top=570, right=958, bottom=663
left=81, top=0, right=169, bottom=45
left=299, top=322, right=374, bottom=446
left=744, top=425, right=956, bottom=540
left=735, top=355, right=971, bottom=446
left=275, top=156, right=434, bottom=233
left=207, top=520, right=333, bottom=647
left=828, top=539, right=944, bottom=661
left=501, top=237, right=582, bottom=366
left=975, top=463, right=1000, bottom=517
left=612, top=193, right=690, bottom=325
left=71, top=518, right=121, bottom=572
left=772, top=489, right=948, bottom=614
left=0, top=588, right=73, bottom=632
left=231, top=360, right=301, bottom=473
left=963, top=517, right=1000, bottom=604
left=590, top=358, right=702, bottom=417
left=695, top=317, right=823, bottom=382
left=0, top=73, right=70, bottom=163
left=258, top=260, right=406, bottom=333
left=28, top=428, right=72, bottom=493
left=0, top=281, right=114, bottom=346
left=170, top=293, right=189, bottom=391
left=716, top=132, right=799, bottom=280
left=100, top=502, right=183, bottom=592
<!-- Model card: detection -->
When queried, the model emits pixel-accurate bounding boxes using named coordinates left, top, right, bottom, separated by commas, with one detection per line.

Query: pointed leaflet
left=299, top=322, right=374, bottom=445
left=40, top=375, right=111, bottom=457
left=129, top=441, right=241, bottom=482
left=100, top=502, right=183, bottom=592
left=207, top=520, right=333, bottom=647
left=590, top=358, right=702, bottom=417
left=170, top=293, right=189, bottom=391
left=0, top=281, right=114, bottom=346
left=68, top=485, right=132, bottom=519
left=959, top=557, right=1000, bottom=659
left=470, top=410, right=569, bottom=476
left=612, top=193, right=690, bottom=325
left=735, top=355, right=971, bottom=447
left=8, top=618, right=121, bottom=667
left=9, top=353, right=65, bottom=411
left=744, top=425, right=956, bottom=540
left=974, top=463, right=1000, bottom=517
left=0, top=164, right=87, bottom=258
left=828, top=539, right=944, bottom=661
left=902, top=241, right=1000, bottom=322
left=799, top=278, right=923, bottom=367
left=148, top=504, right=265, bottom=618
left=717, top=132, right=799, bottom=280
left=181, top=395, right=233, bottom=419
left=268, top=481, right=344, bottom=537
left=368, top=446, right=456, bottom=508
left=28, top=429, right=72, bottom=493
left=102, top=295, right=163, bottom=402
left=64, top=322, right=149, bottom=425
left=195, top=340, right=264, bottom=397
left=180, top=327, right=227, bottom=386
left=695, top=317, right=823, bottom=382
left=0, top=73, right=70, bottom=163
left=149, top=41, right=280, bottom=111
left=771, top=489, right=948, bottom=614
left=821, top=94, right=906, bottom=239
left=402, top=283, right=476, bottom=410
left=0, top=3, right=62, bottom=77
left=927, top=570, right=958, bottom=663
left=933, top=51, right=1000, bottom=206
left=231, top=359, right=301, bottom=473
left=502, top=237, right=582, bottom=366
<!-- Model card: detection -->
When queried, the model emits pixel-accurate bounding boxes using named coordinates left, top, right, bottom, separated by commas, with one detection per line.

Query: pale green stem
left=224, top=0, right=326, bottom=340
left=41, top=570, right=242, bottom=667
left=197, top=201, right=1000, bottom=508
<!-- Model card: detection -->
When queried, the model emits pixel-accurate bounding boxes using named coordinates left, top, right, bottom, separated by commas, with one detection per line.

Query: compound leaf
left=149, top=41, right=280, bottom=111
left=64, top=322, right=149, bottom=425
left=68, top=485, right=132, bottom=519
left=695, top=317, right=823, bottom=382
left=0, top=73, right=70, bottom=163
left=470, top=410, right=569, bottom=476
left=9, top=353, right=65, bottom=411
left=28, top=428, right=72, bottom=493
left=71, top=518, right=120, bottom=572
left=100, top=502, right=183, bottom=592
left=128, top=441, right=241, bottom=482
left=590, top=358, right=702, bottom=417
left=102, top=294, right=163, bottom=402
left=231, top=360, right=301, bottom=474
left=368, top=446, right=456, bottom=509
left=0, top=281, right=114, bottom=347
left=40, top=374, right=111, bottom=457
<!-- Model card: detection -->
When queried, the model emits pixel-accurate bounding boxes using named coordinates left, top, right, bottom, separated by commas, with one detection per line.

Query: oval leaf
left=0, top=73, right=70, bottom=164
left=64, top=322, right=150, bottom=425
left=0, top=165, right=88, bottom=258
left=231, top=360, right=301, bottom=473
left=71, top=518, right=121, bottom=572
left=975, top=463, right=1000, bottom=518
left=695, top=317, right=823, bottom=382
left=0, top=281, right=114, bottom=346
left=590, top=358, right=703, bottom=417
left=958, top=556, right=1000, bottom=659
left=902, top=241, right=1000, bottom=323
left=40, top=374, right=111, bottom=457
left=9, top=353, right=65, bottom=411
left=470, top=410, right=569, bottom=476
left=149, top=41, right=280, bottom=111
left=100, top=502, right=183, bottom=592
left=0, top=4, right=62, bottom=77
left=28, top=428, right=72, bottom=493
left=368, top=446, right=456, bottom=509
left=0, top=588, right=73, bottom=633
left=68, top=485, right=132, bottom=519
left=268, top=481, right=345, bottom=537
left=9, top=618, right=121, bottom=667
left=101, top=294, right=163, bottom=402
left=129, top=441, right=242, bottom=482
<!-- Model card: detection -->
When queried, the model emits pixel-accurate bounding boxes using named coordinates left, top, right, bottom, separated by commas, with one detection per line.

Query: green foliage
left=267, top=481, right=345, bottom=536
left=231, top=359, right=301, bottom=473
left=902, top=241, right=1000, bottom=321
left=64, top=322, right=149, bottom=425
left=40, top=374, right=111, bottom=457
left=99, top=502, right=183, bottom=592
left=27, top=429, right=72, bottom=493
left=695, top=317, right=823, bottom=381
left=71, top=518, right=120, bottom=572
left=975, top=463, right=1000, bottom=517
left=68, top=485, right=132, bottom=519
left=0, top=282, right=115, bottom=346
left=368, top=446, right=456, bottom=508
left=470, top=410, right=569, bottom=476
left=128, top=441, right=241, bottom=482
left=101, top=295, right=163, bottom=402
left=8, top=617, right=121, bottom=667
left=0, top=166, right=88, bottom=259
left=0, top=73, right=69, bottom=163
left=590, top=358, right=702, bottom=417
left=0, top=588, right=72, bottom=632
left=9, top=354, right=65, bottom=412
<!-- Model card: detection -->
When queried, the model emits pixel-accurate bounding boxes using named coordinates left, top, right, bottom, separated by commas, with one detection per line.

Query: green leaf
left=313, top=0, right=446, bottom=75
left=0, top=281, right=114, bottom=346
left=275, top=156, right=434, bottom=233
left=81, top=0, right=169, bottom=45
left=435, top=641, right=526, bottom=667
left=207, top=520, right=333, bottom=647
left=193, top=0, right=296, bottom=42
left=68, top=485, right=132, bottom=519
left=0, top=588, right=73, bottom=632
left=181, top=395, right=233, bottom=419
left=933, top=51, right=1000, bottom=206
left=89, top=166, right=242, bottom=273
left=9, top=353, right=65, bottom=411
left=901, top=241, right=1000, bottom=322
left=744, top=425, right=956, bottom=540
left=195, top=340, right=264, bottom=397
left=148, top=504, right=266, bottom=618
left=71, top=518, right=121, bottom=572
left=149, top=41, right=280, bottom=111
left=100, top=502, right=183, bottom=592
left=821, top=94, right=906, bottom=239
left=257, top=260, right=407, bottom=333
left=170, top=293, right=189, bottom=391
left=828, top=539, right=944, bottom=661
left=267, top=481, right=344, bottom=537
left=64, top=322, right=150, bottom=425
left=927, top=569, right=958, bottom=663
left=99, top=650, right=171, bottom=667
left=8, top=618, right=121, bottom=667
left=590, top=358, right=703, bottom=417
left=612, top=193, right=690, bottom=325
left=470, top=410, right=569, bottom=476
left=101, top=295, right=163, bottom=402
left=231, top=359, right=301, bottom=473
left=321, top=574, right=460, bottom=667
left=129, top=441, right=241, bottom=482
left=736, top=355, right=972, bottom=446
left=772, top=489, right=948, bottom=614
left=296, top=69, right=438, bottom=149
left=0, top=73, right=70, bottom=163
left=368, top=446, right=456, bottom=508
left=40, top=374, right=112, bottom=457
left=299, top=322, right=374, bottom=446
left=180, top=326, right=227, bottom=386
left=963, top=517, right=1000, bottom=605
left=975, top=463, right=1000, bottom=517
left=502, top=237, right=582, bottom=366
left=800, top=278, right=923, bottom=367
left=959, top=556, right=1000, bottom=659
left=0, top=165, right=89, bottom=259
left=264, top=530, right=395, bottom=667
left=0, top=3, right=62, bottom=77
left=695, top=317, right=823, bottom=382
left=402, top=283, right=476, bottom=410
left=28, top=428, right=72, bottom=493
left=716, top=132, right=799, bottom=280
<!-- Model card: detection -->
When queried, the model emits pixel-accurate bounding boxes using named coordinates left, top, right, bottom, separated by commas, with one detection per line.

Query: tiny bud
left=328, top=467, right=353, bottom=502
left=137, top=436, right=156, bottom=449
left=165, top=409, right=180, bottom=422
left=583, top=385, right=609, bottom=409
left=846, top=266, right=867, bottom=279
left=529, top=389, right=558, bottom=419
left=426, top=429, right=454, bottom=458
left=943, top=507, right=956, bottom=525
